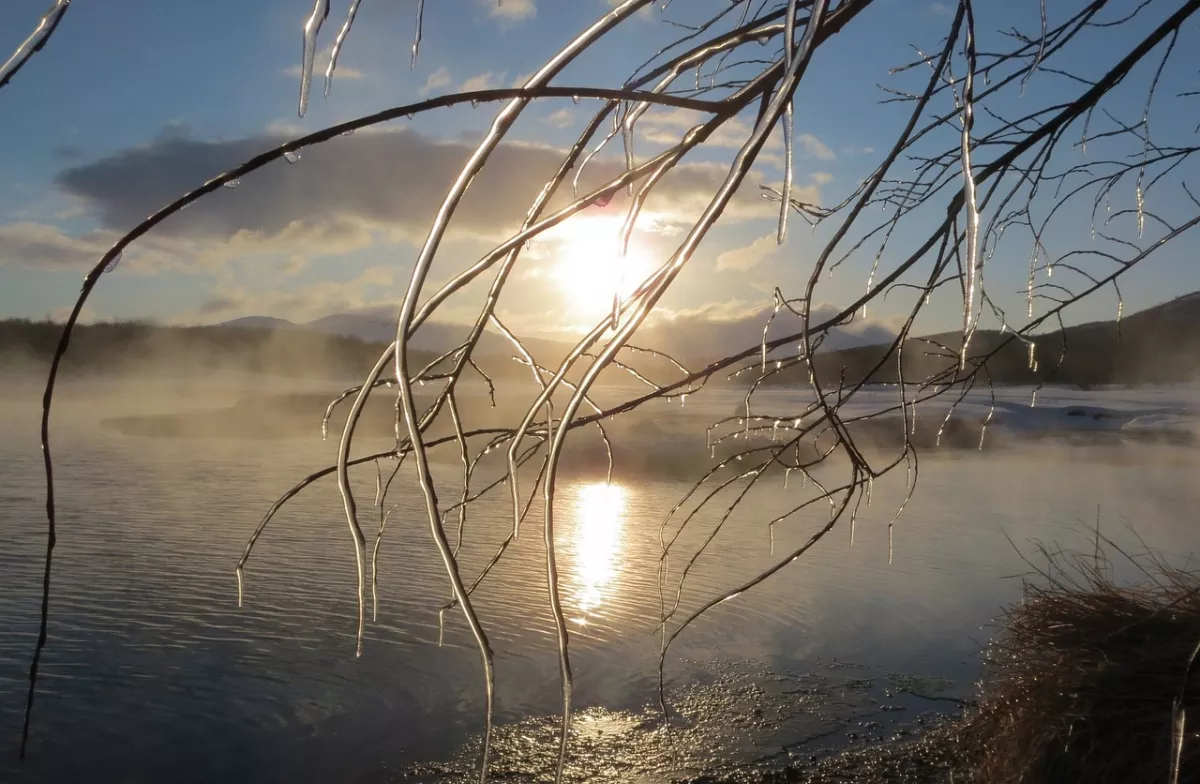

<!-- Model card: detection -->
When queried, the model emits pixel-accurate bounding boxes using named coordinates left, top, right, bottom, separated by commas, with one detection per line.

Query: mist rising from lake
left=3, top=374, right=1199, bottom=781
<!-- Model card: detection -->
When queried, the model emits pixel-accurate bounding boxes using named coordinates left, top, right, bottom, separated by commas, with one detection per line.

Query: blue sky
left=1, top=0, right=1197, bottom=347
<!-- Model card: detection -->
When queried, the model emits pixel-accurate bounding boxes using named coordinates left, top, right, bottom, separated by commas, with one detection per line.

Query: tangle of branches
left=10, top=0, right=1200, bottom=781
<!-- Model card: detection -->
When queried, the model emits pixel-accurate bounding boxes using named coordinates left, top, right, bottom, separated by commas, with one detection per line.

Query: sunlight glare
left=571, top=482, right=627, bottom=625
left=549, top=218, right=656, bottom=321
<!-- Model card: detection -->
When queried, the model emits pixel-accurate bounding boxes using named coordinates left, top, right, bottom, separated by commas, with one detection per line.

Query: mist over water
left=3, top=370, right=1200, bottom=782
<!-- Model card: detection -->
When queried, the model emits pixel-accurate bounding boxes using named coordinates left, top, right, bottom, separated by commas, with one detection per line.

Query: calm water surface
left=2, top=379, right=1198, bottom=782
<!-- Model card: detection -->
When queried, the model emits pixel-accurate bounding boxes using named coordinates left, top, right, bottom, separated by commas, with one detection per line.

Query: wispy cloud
left=459, top=71, right=506, bottom=92
left=282, top=44, right=365, bottom=81
left=483, top=0, right=536, bottom=24
left=543, top=108, right=577, bottom=128
left=715, top=233, right=779, bottom=273
left=420, top=66, right=452, bottom=96
left=190, top=266, right=398, bottom=324
left=639, top=108, right=836, bottom=160
left=797, top=133, right=835, bottom=160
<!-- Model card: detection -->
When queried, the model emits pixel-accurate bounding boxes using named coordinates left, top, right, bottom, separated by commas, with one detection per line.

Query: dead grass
left=956, top=540, right=1200, bottom=783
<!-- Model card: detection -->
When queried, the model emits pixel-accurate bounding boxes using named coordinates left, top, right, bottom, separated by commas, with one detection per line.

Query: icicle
left=1030, top=389, right=1038, bottom=408
left=888, top=524, right=894, bottom=565
left=769, top=524, right=775, bottom=556
left=298, top=0, right=330, bottom=117
left=771, top=420, right=780, bottom=442
left=1136, top=183, right=1145, bottom=238
left=325, top=0, right=364, bottom=97
left=763, top=292, right=781, bottom=372
left=1027, top=341, right=1037, bottom=372
left=784, top=467, right=792, bottom=489
left=680, top=394, right=687, bottom=407
left=866, top=476, right=874, bottom=507
left=778, top=101, right=795, bottom=244
left=284, top=150, right=302, bottom=164
left=1047, top=264, right=1054, bottom=278
left=0, top=0, right=71, bottom=89
left=959, top=102, right=980, bottom=369
left=235, top=567, right=244, bottom=608
left=1116, top=298, right=1124, bottom=325
left=411, top=0, right=425, bottom=68
left=102, top=252, right=123, bottom=274
left=437, top=607, right=446, bottom=647
left=849, top=515, right=856, bottom=546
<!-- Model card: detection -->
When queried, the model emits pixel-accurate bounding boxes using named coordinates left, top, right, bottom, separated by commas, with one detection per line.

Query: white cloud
left=0, top=222, right=111, bottom=269
left=484, top=0, right=536, bottom=24
left=543, top=108, right=577, bottom=128
left=715, top=233, right=779, bottom=273
left=190, top=266, right=399, bottom=324
left=459, top=71, right=505, bottom=92
left=639, top=108, right=835, bottom=161
left=842, top=145, right=876, bottom=157
left=797, top=133, right=835, bottom=161
left=420, top=66, right=452, bottom=96
left=282, top=44, right=365, bottom=81
left=812, top=172, right=834, bottom=185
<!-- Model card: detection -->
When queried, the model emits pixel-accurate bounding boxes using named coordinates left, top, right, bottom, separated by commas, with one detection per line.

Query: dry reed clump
left=957, top=545, right=1200, bottom=784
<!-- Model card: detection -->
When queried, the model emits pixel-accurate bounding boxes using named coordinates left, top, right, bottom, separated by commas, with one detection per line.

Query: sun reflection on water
left=570, top=482, right=627, bottom=626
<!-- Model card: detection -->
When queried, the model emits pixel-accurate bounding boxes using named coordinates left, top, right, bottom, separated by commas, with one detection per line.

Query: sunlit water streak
left=2, top=380, right=1200, bottom=781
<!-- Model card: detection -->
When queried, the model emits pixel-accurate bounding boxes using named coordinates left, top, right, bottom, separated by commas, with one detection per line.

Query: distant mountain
left=633, top=304, right=896, bottom=364
left=760, top=292, right=1200, bottom=388
left=220, top=315, right=297, bottom=331
left=217, top=302, right=892, bottom=369
left=222, top=308, right=574, bottom=361
left=0, top=319, right=433, bottom=379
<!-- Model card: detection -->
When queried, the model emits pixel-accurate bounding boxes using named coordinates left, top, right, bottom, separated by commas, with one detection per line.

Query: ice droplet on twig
left=102, top=252, right=122, bottom=274
left=298, top=0, right=330, bottom=117
left=223, top=179, right=240, bottom=189
left=284, top=150, right=302, bottom=164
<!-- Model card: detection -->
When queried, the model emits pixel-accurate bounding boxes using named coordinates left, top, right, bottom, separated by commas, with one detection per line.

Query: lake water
left=2, top=378, right=1199, bottom=782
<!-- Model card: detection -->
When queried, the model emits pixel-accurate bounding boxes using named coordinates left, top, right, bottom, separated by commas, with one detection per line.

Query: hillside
left=0, top=320, right=428, bottom=380
left=760, top=293, right=1200, bottom=388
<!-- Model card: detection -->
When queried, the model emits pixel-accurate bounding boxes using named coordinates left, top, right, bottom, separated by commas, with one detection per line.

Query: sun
left=547, top=217, right=657, bottom=321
